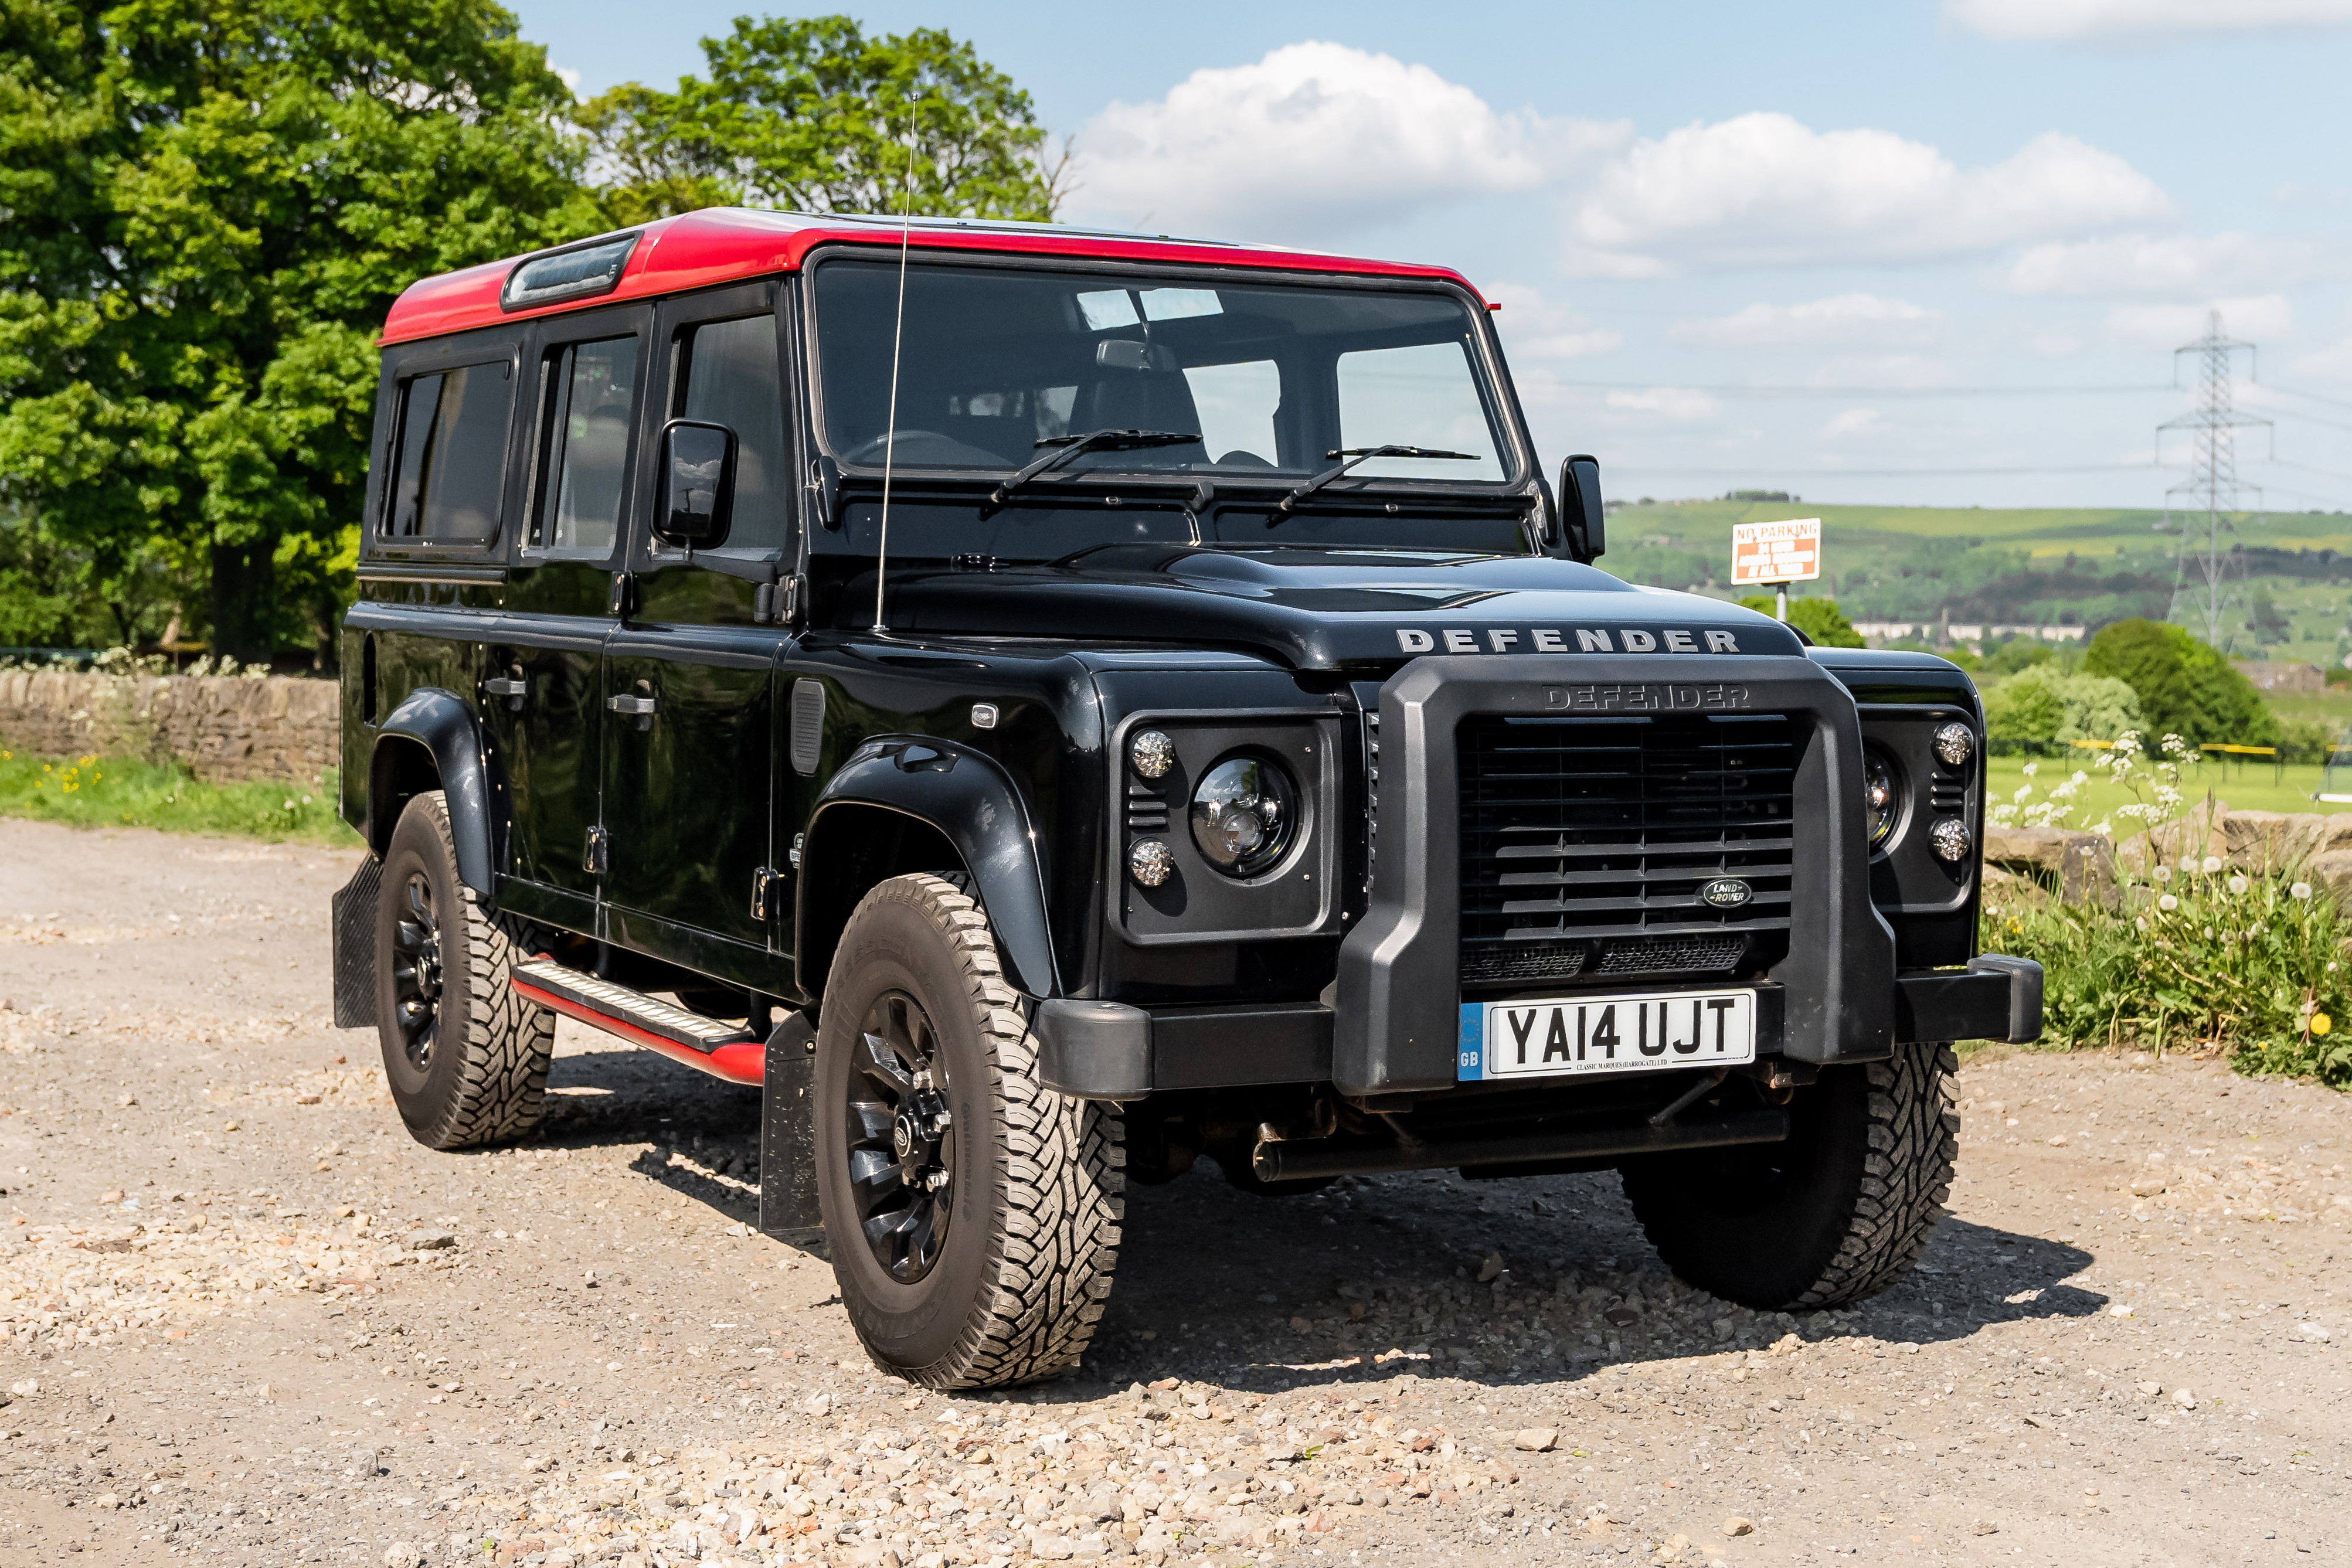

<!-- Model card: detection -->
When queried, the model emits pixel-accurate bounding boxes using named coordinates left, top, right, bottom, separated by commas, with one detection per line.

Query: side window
left=674, top=314, right=788, bottom=553
left=386, top=362, right=512, bottom=543
left=533, top=336, right=640, bottom=552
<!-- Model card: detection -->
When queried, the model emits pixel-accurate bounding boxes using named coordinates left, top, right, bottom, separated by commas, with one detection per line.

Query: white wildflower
left=2201, top=856, right=2223, bottom=875
left=2159, top=894, right=2179, bottom=911
left=2292, top=882, right=2313, bottom=900
left=2154, top=864, right=2174, bottom=883
left=2227, top=875, right=2250, bottom=896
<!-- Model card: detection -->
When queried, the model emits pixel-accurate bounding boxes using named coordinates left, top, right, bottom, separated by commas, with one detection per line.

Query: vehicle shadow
left=1079, top=1163, right=2104, bottom=1399
left=533, top=1032, right=766, bottom=1227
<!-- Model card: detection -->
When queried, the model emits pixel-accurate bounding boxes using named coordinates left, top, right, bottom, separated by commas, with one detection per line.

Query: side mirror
left=1559, top=453, right=1605, bottom=562
left=655, top=419, right=736, bottom=548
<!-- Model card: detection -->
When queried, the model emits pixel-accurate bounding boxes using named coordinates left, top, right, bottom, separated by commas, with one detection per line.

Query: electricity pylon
left=2159, top=310, right=2269, bottom=652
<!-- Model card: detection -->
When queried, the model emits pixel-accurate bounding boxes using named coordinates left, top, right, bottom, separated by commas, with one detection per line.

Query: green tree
left=584, top=15, right=1063, bottom=228
left=1981, top=666, right=2142, bottom=745
left=0, top=0, right=600, bottom=660
left=2082, top=618, right=2279, bottom=749
left=1736, top=594, right=1864, bottom=648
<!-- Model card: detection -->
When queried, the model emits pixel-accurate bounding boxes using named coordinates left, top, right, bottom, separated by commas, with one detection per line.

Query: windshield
left=810, top=259, right=1515, bottom=487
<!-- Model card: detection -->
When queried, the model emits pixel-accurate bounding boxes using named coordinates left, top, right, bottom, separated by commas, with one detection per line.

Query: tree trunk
left=208, top=539, right=277, bottom=664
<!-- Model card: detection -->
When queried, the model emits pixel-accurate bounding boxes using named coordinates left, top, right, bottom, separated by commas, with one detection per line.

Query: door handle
left=607, top=692, right=659, bottom=731
left=483, top=675, right=528, bottom=711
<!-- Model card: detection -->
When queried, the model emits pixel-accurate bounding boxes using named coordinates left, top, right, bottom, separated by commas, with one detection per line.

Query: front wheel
left=1620, top=1044, right=1959, bottom=1310
left=815, top=874, right=1124, bottom=1389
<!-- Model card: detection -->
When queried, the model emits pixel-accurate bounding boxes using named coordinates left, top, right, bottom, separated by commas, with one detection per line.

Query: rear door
left=600, top=281, right=796, bottom=970
left=479, top=303, right=650, bottom=932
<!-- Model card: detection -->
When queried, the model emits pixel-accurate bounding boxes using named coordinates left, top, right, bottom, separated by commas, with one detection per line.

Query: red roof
left=378, top=208, right=1487, bottom=346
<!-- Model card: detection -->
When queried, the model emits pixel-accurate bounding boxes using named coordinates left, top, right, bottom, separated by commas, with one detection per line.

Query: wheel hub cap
left=842, top=993, right=956, bottom=1283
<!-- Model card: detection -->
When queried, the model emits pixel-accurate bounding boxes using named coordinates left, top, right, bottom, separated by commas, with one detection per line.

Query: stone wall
left=0, top=669, right=338, bottom=784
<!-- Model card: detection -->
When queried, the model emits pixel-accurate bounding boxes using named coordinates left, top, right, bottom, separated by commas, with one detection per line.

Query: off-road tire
left=374, top=791, right=554, bottom=1149
left=1620, top=1044, right=1958, bottom=1310
left=816, top=873, right=1124, bottom=1389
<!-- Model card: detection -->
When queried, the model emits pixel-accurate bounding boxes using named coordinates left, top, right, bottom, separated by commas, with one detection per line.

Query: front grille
left=1458, top=712, right=1799, bottom=987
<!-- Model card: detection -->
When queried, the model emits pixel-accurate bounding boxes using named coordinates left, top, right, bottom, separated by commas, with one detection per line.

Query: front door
left=600, top=283, right=796, bottom=968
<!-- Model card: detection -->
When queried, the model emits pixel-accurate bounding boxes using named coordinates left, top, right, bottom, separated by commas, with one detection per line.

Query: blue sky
left=512, top=0, right=2352, bottom=511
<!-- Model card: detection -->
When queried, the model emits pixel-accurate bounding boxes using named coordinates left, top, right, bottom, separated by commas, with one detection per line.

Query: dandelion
left=2155, top=865, right=2174, bottom=883
left=2159, top=894, right=2179, bottom=911
left=2228, top=875, right=2250, bottom=896
left=2135, top=916, right=2149, bottom=931
left=2315, top=1015, right=2334, bottom=1036
left=2201, top=856, right=2223, bottom=875
left=2293, top=882, right=2313, bottom=900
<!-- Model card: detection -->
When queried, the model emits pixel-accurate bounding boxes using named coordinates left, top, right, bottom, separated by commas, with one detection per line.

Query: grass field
left=0, top=750, right=356, bottom=843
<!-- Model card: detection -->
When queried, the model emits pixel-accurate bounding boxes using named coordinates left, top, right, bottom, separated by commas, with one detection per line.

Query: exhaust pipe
left=1251, top=1106, right=1789, bottom=1183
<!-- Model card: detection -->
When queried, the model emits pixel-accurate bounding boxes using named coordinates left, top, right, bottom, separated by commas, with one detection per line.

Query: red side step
left=511, top=957, right=766, bottom=1086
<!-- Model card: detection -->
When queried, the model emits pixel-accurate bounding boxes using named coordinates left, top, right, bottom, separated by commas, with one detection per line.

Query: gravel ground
left=0, top=817, right=2347, bottom=1567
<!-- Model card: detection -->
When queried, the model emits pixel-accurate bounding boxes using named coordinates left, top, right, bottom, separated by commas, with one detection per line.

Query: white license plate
left=1457, top=988, right=1758, bottom=1081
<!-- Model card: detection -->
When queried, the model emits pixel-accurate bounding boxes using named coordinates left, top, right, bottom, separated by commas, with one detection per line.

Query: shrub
left=1993, top=862, right=2352, bottom=1088
left=2083, top=618, right=2278, bottom=749
left=1982, top=666, right=2143, bottom=745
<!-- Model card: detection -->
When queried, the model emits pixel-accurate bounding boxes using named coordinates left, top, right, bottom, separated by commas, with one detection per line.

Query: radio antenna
left=870, top=104, right=919, bottom=635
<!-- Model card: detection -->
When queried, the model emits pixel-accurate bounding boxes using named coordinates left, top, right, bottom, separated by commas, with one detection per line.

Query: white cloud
left=1072, top=42, right=1614, bottom=239
left=2288, top=336, right=2352, bottom=379
left=2031, top=333, right=2088, bottom=358
left=1485, top=282, right=1622, bottom=360
left=554, top=65, right=582, bottom=97
left=1947, top=0, right=2352, bottom=43
left=1820, top=409, right=1884, bottom=440
left=1568, top=113, right=2170, bottom=274
left=2006, top=232, right=2323, bottom=295
left=1671, top=293, right=1939, bottom=349
left=2105, top=294, right=2293, bottom=345
left=1606, top=387, right=1721, bottom=421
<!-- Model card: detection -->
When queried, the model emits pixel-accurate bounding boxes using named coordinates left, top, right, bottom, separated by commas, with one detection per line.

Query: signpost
left=1731, top=518, right=1823, bottom=623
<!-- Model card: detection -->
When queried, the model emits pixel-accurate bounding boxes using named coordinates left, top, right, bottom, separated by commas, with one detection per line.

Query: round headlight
left=1929, top=817, right=1972, bottom=863
left=1865, top=749, right=1900, bottom=850
left=1189, top=756, right=1299, bottom=877
left=1932, top=722, right=1976, bottom=767
left=1129, top=729, right=1174, bottom=780
left=1129, top=838, right=1174, bottom=887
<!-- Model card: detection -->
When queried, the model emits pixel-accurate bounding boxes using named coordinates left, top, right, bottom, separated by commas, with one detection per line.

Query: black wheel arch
left=797, top=737, right=1059, bottom=1002
left=368, top=688, right=499, bottom=899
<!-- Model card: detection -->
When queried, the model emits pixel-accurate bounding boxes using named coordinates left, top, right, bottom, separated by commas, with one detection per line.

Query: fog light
left=1129, top=838, right=1174, bottom=887
left=1129, top=729, right=1174, bottom=779
left=1190, top=756, right=1299, bottom=877
left=1932, top=722, right=1976, bottom=767
left=1929, top=817, right=1972, bottom=863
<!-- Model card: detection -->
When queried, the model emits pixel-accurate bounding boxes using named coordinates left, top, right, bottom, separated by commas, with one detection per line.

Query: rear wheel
left=815, top=873, right=1124, bottom=1389
left=373, top=790, right=554, bottom=1149
left=1620, top=1045, right=1958, bottom=1309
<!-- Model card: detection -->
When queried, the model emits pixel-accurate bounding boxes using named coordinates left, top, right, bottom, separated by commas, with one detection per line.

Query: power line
left=2265, top=381, right=2352, bottom=414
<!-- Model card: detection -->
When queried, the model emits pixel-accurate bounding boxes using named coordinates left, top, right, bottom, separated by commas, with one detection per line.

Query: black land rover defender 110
left=331, top=209, right=2041, bottom=1390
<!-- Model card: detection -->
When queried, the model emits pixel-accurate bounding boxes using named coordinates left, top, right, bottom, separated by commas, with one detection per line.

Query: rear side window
left=386, top=362, right=512, bottom=543
left=674, top=314, right=788, bottom=553
left=535, top=336, right=640, bottom=551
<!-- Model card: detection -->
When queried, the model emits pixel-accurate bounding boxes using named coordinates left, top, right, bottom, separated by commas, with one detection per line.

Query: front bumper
left=1035, top=955, right=2044, bottom=1100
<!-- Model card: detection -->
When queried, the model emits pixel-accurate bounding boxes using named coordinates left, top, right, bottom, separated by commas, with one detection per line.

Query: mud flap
left=757, top=1009, right=824, bottom=1250
left=331, top=856, right=382, bottom=1030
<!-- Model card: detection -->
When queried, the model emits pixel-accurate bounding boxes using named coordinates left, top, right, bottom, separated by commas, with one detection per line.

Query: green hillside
left=1603, top=499, right=2352, bottom=668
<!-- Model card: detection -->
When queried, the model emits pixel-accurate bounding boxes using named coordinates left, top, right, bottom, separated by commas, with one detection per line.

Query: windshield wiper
left=1276, top=445, right=1480, bottom=515
left=988, top=428, right=1201, bottom=506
